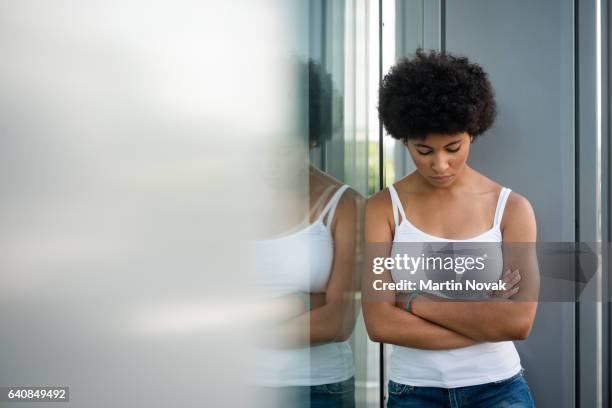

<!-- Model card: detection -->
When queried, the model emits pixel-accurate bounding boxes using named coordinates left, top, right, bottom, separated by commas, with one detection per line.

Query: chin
left=428, top=176, right=454, bottom=187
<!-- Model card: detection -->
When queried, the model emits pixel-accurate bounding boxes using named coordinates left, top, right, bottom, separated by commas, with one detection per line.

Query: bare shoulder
left=330, top=185, right=364, bottom=223
left=504, top=191, right=535, bottom=219
left=501, top=191, right=537, bottom=242
left=342, top=185, right=363, bottom=202
left=365, top=188, right=395, bottom=239
left=366, top=188, right=393, bottom=216
left=335, top=186, right=364, bottom=217
left=467, top=168, right=536, bottom=240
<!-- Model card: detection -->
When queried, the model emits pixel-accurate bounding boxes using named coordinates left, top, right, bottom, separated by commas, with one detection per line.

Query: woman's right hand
left=492, top=269, right=521, bottom=299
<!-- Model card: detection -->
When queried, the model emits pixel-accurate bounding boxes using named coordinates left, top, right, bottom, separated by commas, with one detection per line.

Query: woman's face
left=405, top=132, right=472, bottom=188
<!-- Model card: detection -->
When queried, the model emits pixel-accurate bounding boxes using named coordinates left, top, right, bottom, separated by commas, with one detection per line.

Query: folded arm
left=262, top=189, right=362, bottom=347
left=409, top=296, right=536, bottom=341
left=364, top=300, right=479, bottom=349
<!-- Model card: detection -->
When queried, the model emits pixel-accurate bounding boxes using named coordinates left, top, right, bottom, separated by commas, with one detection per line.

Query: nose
left=431, top=153, right=450, bottom=173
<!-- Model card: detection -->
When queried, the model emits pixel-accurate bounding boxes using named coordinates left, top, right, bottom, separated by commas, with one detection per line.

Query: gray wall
left=444, top=0, right=576, bottom=407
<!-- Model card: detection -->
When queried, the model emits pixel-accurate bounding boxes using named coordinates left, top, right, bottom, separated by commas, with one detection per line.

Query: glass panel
left=252, top=1, right=380, bottom=407
left=306, top=1, right=381, bottom=406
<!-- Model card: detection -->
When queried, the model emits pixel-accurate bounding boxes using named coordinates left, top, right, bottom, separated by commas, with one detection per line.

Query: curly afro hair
left=378, top=49, right=496, bottom=141
left=292, top=58, right=343, bottom=148
left=308, top=60, right=341, bottom=147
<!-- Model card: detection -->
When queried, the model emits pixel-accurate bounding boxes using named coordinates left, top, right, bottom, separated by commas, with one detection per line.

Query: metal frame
left=577, top=0, right=604, bottom=407
left=603, top=0, right=611, bottom=405
left=378, top=2, right=385, bottom=406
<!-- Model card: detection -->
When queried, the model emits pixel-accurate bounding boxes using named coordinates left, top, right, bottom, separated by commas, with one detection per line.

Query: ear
left=469, top=135, right=475, bottom=143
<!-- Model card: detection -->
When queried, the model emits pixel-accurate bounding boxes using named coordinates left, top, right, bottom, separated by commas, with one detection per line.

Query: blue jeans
left=256, top=377, right=355, bottom=408
left=310, top=377, right=355, bottom=408
left=387, top=370, right=534, bottom=408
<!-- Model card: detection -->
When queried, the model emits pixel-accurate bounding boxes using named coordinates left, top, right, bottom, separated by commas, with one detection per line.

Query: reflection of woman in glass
left=254, top=60, right=362, bottom=408
left=363, top=50, right=539, bottom=407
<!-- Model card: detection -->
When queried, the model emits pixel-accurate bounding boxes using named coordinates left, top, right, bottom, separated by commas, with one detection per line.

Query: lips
left=430, top=175, right=452, bottom=182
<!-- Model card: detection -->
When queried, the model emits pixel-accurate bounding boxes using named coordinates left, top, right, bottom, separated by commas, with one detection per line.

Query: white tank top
left=254, top=184, right=354, bottom=386
left=387, top=184, right=522, bottom=388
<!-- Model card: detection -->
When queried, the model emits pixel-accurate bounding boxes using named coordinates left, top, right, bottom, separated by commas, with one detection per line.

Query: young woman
left=363, top=50, right=539, bottom=407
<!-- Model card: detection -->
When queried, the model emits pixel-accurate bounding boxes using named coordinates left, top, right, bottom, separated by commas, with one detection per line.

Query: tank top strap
left=388, top=184, right=407, bottom=227
left=318, top=184, right=350, bottom=228
left=310, top=184, right=337, bottom=219
left=493, top=187, right=512, bottom=228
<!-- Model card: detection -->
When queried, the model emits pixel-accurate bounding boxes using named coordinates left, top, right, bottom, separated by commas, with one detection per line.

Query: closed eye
left=446, top=147, right=460, bottom=153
